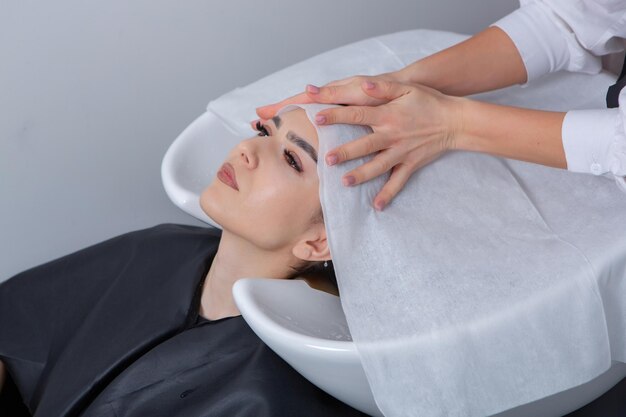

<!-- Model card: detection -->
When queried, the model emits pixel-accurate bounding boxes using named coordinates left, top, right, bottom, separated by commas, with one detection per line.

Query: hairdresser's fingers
left=308, top=79, right=391, bottom=107
left=255, top=92, right=314, bottom=120
left=373, top=163, right=413, bottom=211
left=315, top=104, right=384, bottom=128
left=360, top=79, right=413, bottom=102
left=254, top=76, right=359, bottom=120
left=372, top=143, right=445, bottom=210
left=325, top=132, right=389, bottom=166
left=255, top=73, right=399, bottom=120
left=341, top=145, right=406, bottom=187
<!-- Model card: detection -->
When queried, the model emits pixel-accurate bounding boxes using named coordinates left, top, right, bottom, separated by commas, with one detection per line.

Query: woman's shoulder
left=100, top=223, right=222, bottom=253
left=137, top=223, right=222, bottom=250
left=124, top=223, right=222, bottom=241
left=1, top=223, right=221, bottom=289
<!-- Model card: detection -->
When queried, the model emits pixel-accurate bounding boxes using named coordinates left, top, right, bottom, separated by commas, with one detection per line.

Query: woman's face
left=200, top=108, right=322, bottom=252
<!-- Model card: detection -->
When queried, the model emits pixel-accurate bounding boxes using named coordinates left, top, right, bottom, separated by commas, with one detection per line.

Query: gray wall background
left=0, top=0, right=518, bottom=281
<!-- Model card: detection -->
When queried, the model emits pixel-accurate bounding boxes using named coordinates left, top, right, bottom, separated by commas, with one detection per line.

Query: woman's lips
left=217, top=163, right=239, bottom=190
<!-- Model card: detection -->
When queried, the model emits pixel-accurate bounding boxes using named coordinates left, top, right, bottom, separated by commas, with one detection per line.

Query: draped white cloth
left=208, top=30, right=626, bottom=417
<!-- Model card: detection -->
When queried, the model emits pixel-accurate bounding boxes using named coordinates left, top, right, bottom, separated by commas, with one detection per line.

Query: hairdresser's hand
left=316, top=79, right=465, bottom=211
left=253, top=72, right=402, bottom=123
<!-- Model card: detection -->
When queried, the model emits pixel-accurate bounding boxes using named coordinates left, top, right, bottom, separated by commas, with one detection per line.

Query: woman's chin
left=199, top=184, right=226, bottom=225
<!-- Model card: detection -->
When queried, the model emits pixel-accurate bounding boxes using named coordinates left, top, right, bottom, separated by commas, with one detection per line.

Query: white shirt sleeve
left=491, top=0, right=626, bottom=191
left=562, top=90, right=626, bottom=192
left=492, top=0, right=626, bottom=83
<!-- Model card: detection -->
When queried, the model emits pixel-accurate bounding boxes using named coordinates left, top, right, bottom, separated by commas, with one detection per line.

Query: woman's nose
left=237, top=140, right=258, bottom=169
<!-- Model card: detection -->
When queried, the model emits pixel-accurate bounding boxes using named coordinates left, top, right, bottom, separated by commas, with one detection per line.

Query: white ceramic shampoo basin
left=232, top=278, right=382, bottom=416
left=161, top=110, right=243, bottom=228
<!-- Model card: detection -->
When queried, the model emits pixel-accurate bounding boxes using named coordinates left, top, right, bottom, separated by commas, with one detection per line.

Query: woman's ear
left=291, top=223, right=330, bottom=262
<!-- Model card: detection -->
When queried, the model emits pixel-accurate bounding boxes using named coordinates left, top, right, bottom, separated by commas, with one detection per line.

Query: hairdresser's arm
left=395, top=26, right=527, bottom=96
left=255, top=26, right=526, bottom=120
left=457, top=99, right=566, bottom=169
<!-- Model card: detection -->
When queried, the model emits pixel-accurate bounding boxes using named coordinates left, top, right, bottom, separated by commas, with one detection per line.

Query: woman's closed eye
left=254, top=121, right=303, bottom=173
left=255, top=121, right=270, bottom=137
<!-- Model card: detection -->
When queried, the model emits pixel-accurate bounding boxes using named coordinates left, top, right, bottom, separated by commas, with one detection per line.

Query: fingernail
left=326, top=154, right=338, bottom=165
left=375, top=199, right=386, bottom=211
left=315, top=114, right=326, bottom=125
left=364, top=81, right=375, bottom=90
left=307, top=84, right=320, bottom=94
left=343, top=175, right=355, bottom=186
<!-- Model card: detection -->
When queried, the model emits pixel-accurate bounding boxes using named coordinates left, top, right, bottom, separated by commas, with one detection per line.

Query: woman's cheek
left=249, top=172, right=317, bottom=224
left=255, top=193, right=295, bottom=224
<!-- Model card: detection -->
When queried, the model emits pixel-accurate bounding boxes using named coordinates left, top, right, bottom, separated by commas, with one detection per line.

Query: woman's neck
left=198, top=229, right=293, bottom=320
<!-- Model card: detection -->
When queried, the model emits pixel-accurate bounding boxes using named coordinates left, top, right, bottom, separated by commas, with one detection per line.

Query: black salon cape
left=0, top=223, right=368, bottom=417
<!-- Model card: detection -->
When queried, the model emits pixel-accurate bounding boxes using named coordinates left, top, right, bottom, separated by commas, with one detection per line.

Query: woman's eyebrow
left=286, top=131, right=318, bottom=164
left=271, top=115, right=282, bottom=129
left=270, top=115, right=318, bottom=164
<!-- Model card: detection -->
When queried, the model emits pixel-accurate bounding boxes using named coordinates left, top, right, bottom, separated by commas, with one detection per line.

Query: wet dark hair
left=288, top=258, right=338, bottom=294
